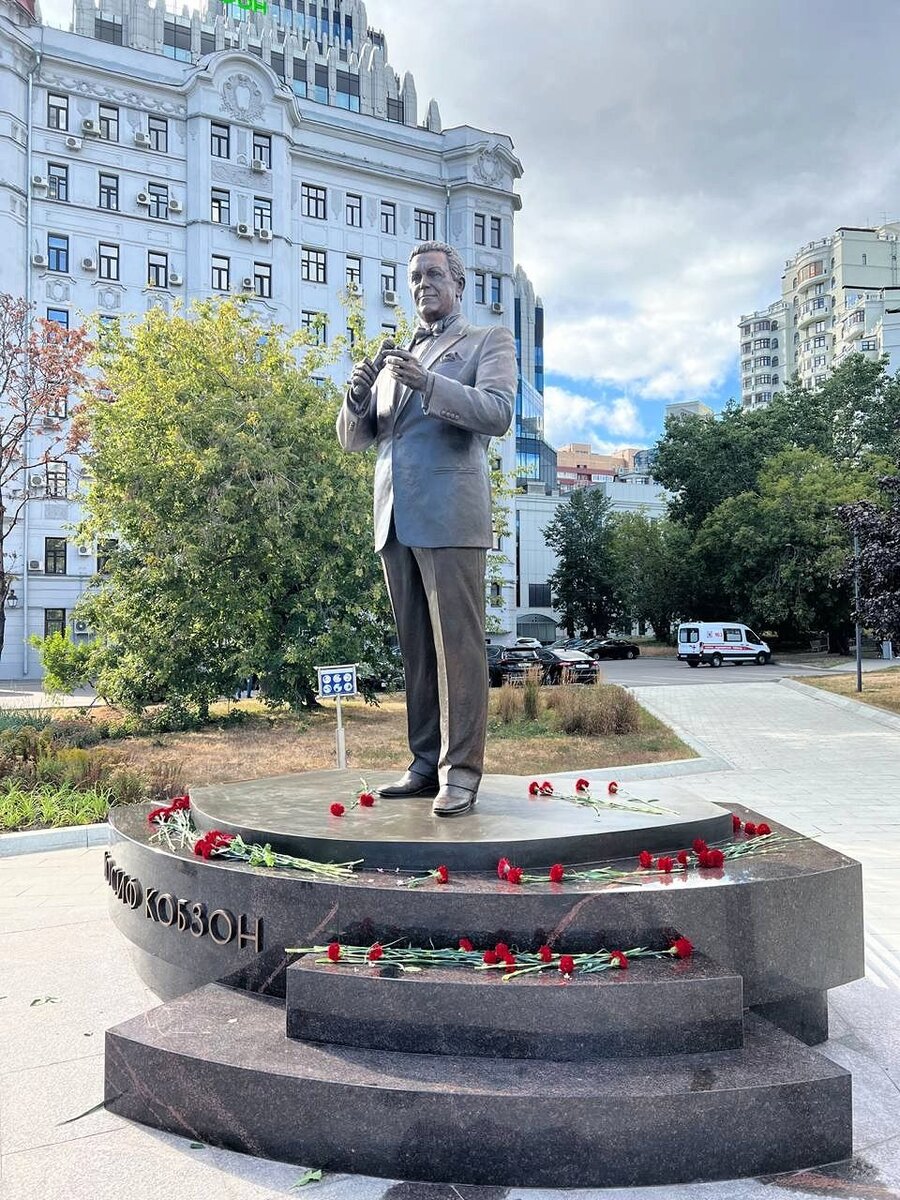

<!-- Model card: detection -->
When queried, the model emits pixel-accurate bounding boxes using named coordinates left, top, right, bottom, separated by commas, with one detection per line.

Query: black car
left=584, top=638, right=641, bottom=661
left=535, top=648, right=601, bottom=684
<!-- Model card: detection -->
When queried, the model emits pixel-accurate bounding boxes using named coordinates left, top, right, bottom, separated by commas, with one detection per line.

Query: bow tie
left=409, top=325, right=440, bottom=348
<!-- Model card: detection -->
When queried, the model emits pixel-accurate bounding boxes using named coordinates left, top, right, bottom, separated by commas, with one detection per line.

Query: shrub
left=0, top=708, right=52, bottom=734
left=494, top=685, right=524, bottom=724
left=0, top=780, right=114, bottom=831
left=548, top=683, right=641, bottom=737
left=522, top=666, right=542, bottom=722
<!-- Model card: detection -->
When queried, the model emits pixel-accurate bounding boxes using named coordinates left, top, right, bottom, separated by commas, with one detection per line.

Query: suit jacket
left=336, top=317, right=516, bottom=551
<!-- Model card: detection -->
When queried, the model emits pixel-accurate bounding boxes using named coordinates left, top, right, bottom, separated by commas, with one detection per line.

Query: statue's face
left=408, top=251, right=461, bottom=323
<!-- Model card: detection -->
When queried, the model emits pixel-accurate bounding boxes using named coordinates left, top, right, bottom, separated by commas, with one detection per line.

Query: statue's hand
left=349, top=357, right=379, bottom=404
left=386, top=349, right=428, bottom=392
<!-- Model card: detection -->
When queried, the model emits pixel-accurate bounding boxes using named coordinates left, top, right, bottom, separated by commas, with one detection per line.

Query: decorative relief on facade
left=220, top=73, right=265, bottom=123
left=399, top=204, right=410, bottom=234
left=473, top=145, right=503, bottom=187
left=41, top=73, right=187, bottom=117
left=451, top=211, right=464, bottom=239
left=45, top=280, right=71, bottom=302
left=211, top=162, right=272, bottom=192
left=365, top=196, right=378, bottom=227
left=331, top=190, right=343, bottom=220
left=94, top=287, right=123, bottom=310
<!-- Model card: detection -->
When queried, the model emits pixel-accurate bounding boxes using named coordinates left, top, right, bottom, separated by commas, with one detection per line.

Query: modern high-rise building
left=0, top=0, right=543, bottom=673
left=512, top=265, right=555, bottom=490
left=739, top=222, right=900, bottom=409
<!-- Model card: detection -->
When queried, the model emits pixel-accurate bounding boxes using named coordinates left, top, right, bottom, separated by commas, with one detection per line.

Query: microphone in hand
left=349, top=338, right=395, bottom=404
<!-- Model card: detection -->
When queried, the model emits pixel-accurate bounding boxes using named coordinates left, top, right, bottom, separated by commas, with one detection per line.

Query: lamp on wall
left=6, top=589, right=18, bottom=609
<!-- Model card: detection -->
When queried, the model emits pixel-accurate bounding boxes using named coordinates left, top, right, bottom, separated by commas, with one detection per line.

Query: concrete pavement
left=2, top=678, right=900, bottom=1199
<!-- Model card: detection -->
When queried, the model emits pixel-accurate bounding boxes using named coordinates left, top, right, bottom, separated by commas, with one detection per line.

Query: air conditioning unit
left=77, top=545, right=91, bottom=557
left=168, top=272, right=183, bottom=287
left=64, top=135, right=82, bottom=151
left=133, top=130, right=151, bottom=146
left=491, top=301, right=504, bottom=314
left=73, top=619, right=91, bottom=635
left=382, top=289, right=398, bottom=305
left=31, top=253, right=47, bottom=268
left=81, top=256, right=97, bottom=271
left=257, top=227, right=273, bottom=242
left=31, top=174, right=48, bottom=189
left=42, top=415, right=58, bottom=428
left=29, top=474, right=44, bottom=488
left=346, top=282, right=361, bottom=296
left=28, top=560, right=42, bottom=572
left=250, top=158, right=267, bottom=173
left=241, top=276, right=254, bottom=291
left=136, top=191, right=150, bottom=206
left=81, top=118, right=100, bottom=135
left=235, top=222, right=253, bottom=238
left=168, top=197, right=183, bottom=213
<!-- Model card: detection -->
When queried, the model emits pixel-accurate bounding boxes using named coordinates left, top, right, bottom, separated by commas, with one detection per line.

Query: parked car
left=676, top=621, right=772, bottom=667
left=491, top=647, right=545, bottom=686
left=536, top=648, right=602, bottom=684
left=513, top=636, right=544, bottom=648
left=583, top=638, right=641, bottom=661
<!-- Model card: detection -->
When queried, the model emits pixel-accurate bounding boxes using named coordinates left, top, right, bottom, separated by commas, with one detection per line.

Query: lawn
left=800, top=668, right=900, bottom=717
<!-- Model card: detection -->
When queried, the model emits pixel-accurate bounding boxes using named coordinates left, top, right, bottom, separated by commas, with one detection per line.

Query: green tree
left=40, top=298, right=391, bottom=715
left=610, top=512, right=692, bottom=642
left=838, top=471, right=900, bottom=642
left=543, top=489, right=621, bottom=637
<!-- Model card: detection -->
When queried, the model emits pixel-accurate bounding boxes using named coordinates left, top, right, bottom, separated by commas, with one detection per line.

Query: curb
left=0, top=822, right=111, bottom=858
left=779, top=677, right=900, bottom=733
left=551, top=755, right=729, bottom=782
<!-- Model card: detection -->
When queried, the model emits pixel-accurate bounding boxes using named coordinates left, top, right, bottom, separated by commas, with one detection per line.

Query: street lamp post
left=853, top=530, right=863, bottom=694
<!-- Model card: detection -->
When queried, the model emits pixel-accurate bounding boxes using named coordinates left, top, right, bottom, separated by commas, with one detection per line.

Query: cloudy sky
left=40, top=0, right=900, bottom=451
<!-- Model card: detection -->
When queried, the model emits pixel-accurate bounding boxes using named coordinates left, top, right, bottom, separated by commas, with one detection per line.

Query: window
left=252, top=131, right=271, bottom=168
left=163, top=18, right=192, bottom=61
left=301, top=183, right=326, bottom=219
left=491, top=274, right=502, bottom=305
left=148, top=182, right=168, bottom=220
left=200, top=30, right=215, bottom=55
left=97, top=539, right=118, bottom=573
left=98, top=242, right=119, bottom=281
left=253, top=195, right=272, bottom=231
left=381, top=322, right=396, bottom=335
left=490, top=216, right=502, bottom=249
left=210, top=122, right=230, bottom=159
left=380, top=200, right=396, bottom=235
left=529, top=583, right=552, bottom=607
left=95, top=15, right=123, bottom=43
left=301, top=246, right=327, bottom=283
left=271, top=52, right=285, bottom=79
left=301, top=310, right=327, bottom=344
left=47, top=163, right=68, bottom=201
left=335, top=69, right=360, bottom=111
left=148, top=115, right=168, bottom=153
left=253, top=262, right=272, bottom=299
left=414, top=208, right=435, bottom=241
left=380, top=262, right=396, bottom=292
left=44, top=608, right=66, bottom=637
left=291, top=59, right=307, bottom=98
left=723, top=628, right=743, bottom=643
left=679, top=627, right=699, bottom=644
left=474, top=271, right=486, bottom=304
left=386, top=96, right=403, bottom=123
left=44, top=537, right=67, bottom=575
left=474, top=213, right=485, bottom=245
left=46, top=307, right=68, bottom=328
left=98, top=104, right=119, bottom=142
left=46, top=461, right=68, bottom=497
left=98, top=173, right=118, bottom=210
left=47, top=93, right=68, bottom=130
left=314, top=64, right=328, bottom=104
left=210, top=188, right=230, bottom=224
left=211, top=256, right=230, bottom=290
left=346, top=193, right=362, bottom=226
left=345, top=255, right=361, bottom=287
left=47, top=234, right=68, bottom=273
left=147, top=251, right=168, bottom=288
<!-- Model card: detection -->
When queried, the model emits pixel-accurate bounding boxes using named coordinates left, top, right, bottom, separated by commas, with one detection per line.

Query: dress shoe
left=377, top=769, right=439, bottom=798
left=432, top=785, right=478, bottom=817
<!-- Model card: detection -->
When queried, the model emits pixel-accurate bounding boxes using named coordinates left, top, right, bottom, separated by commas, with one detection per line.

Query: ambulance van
left=677, top=622, right=772, bottom=668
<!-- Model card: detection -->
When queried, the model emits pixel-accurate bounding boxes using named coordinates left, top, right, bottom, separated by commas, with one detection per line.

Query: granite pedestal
left=102, top=769, right=864, bottom=1188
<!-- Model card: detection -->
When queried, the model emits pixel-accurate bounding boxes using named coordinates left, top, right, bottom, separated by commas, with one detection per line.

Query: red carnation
left=756, top=822, right=772, bottom=836
left=192, top=836, right=213, bottom=859
left=692, top=838, right=708, bottom=854
left=502, top=952, right=516, bottom=967
left=559, top=954, right=576, bottom=975
left=206, top=830, right=234, bottom=848
left=638, top=850, right=654, bottom=869
left=549, top=863, right=565, bottom=883
left=147, top=806, right=168, bottom=825
left=436, top=864, right=449, bottom=884
left=657, top=855, right=674, bottom=873
left=367, top=943, right=383, bottom=962
left=494, top=942, right=510, bottom=957
left=483, top=949, right=499, bottom=965
left=458, top=937, right=474, bottom=952
left=507, top=866, right=524, bottom=884
left=538, top=944, right=553, bottom=962
left=528, top=781, right=541, bottom=796
left=497, top=857, right=511, bottom=879
left=608, top=781, right=619, bottom=794
left=539, top=781, right=554, bottom=795
left=706, top=848, right=725, bottom=868
left=329, top=802, right=345, bottom=817
left=610, top=950, right=628, bottom=970
left=575, top=778, right=591, bottom=793
left=171, top=796, right=191, bottom=811
left=696, top=848, right=711, bottom=867
left=732, top=814, right=742, bottom=833
left=744, top=822, right=758, bottom=837
left=671, top=936, right=693, bottom=959
left=327, top=942, right=341, bottom=962
left=358, top=791, right=376, bottom=807
left=676, top=849, right=689, bottom=866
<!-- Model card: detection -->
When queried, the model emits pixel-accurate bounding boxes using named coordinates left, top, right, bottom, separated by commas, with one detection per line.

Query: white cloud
left=543, top=386, right=646, bottom=449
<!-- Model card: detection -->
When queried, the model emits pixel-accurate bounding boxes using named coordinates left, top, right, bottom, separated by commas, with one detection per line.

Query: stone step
left=285, top=950, right=744, bottom=1058
left=105, top=983, right=851, bottom=1188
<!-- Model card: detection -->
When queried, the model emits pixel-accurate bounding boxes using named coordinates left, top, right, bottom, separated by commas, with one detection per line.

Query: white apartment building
left=739, top=222, right=900, bottom=409
left=0, top=0, right=538, bottom=676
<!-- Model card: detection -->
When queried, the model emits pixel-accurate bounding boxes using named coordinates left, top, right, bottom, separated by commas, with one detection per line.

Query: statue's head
left=408, top=241, right=465, bottom=323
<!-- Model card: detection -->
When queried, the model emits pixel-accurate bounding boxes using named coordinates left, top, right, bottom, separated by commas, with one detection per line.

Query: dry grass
left=800, top=669, right=900, bottom=717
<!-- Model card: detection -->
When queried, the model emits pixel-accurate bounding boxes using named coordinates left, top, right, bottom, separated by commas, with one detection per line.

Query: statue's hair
left=409, top=241, right=466, bottom=292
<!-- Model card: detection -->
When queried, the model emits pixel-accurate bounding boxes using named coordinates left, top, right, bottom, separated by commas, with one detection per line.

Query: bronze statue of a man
left=336, top=241, right=517, bottom=816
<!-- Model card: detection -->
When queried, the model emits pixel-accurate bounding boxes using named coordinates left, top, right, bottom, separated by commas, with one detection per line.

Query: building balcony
left=798, top=302, right=828, bottom=327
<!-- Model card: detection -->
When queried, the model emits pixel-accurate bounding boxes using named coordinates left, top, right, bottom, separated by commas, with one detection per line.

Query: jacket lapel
left=394, top=322, right=470, bottom=422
